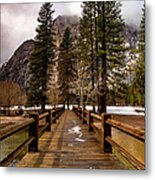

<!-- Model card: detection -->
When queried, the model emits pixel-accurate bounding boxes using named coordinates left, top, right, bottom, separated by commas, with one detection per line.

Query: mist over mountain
left=124, top=24, right=139, bottom=49
left=0, top=15, right=139, bottom=88
left=0, top=15, right=79, bottom=87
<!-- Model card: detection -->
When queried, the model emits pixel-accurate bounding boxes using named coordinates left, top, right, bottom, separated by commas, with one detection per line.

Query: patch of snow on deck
left=68, top=125, right=85, bottom=142
left=75, top=138, right=86, bottom=142
left=68, top=126, right=83, bottom=138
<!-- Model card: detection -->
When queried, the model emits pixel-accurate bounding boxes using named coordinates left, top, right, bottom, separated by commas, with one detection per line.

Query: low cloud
left=0, top=2, right=82, bottom=64
left=122, top=1, right=144, bottom=27
left=1, top=3, right=41, bottom=64
left=0, top=1, right=143, bottom=65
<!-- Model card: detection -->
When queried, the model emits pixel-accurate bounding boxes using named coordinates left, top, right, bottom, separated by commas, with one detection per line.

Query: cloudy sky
left=0, top=1, right=144, bottom=64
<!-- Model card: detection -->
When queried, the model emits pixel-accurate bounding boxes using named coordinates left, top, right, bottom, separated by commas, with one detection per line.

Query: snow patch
left=75, top=138, right=86, bottom=142
left=68, top=126, right=81, bottom=134
left=68, top=126, right=83, bottom=137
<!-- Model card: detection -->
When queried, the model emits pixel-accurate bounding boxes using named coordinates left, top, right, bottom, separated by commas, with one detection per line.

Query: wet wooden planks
left=17, top=110, right=125, bottom=169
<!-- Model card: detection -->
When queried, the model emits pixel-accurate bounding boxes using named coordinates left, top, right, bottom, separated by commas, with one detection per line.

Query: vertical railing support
left=82, top=110, right=86, bottom=124
left=46, top=110, right=51, bottom=131
left=101, top=113, right=112, bottom=153
left=52, top=111, right=56, bottom=123
left=28, top=113, right=39, bottom=152
left=88, top=111, right=93, bottom=132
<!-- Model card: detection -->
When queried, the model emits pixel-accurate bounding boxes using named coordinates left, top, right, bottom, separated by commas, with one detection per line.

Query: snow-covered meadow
left=1, top=104, right=144, bottom=116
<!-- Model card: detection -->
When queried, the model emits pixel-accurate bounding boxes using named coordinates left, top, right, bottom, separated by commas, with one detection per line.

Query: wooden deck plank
left=17, top=110, right=125, bottom=169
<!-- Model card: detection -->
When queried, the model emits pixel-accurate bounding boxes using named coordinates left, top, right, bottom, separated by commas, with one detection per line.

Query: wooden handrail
left=90, top=113, right=102, bottom=121
left=39, top=112, right=49, bottom=120
left=106, top=136, right=145, bottom=170
left=106, top=119, right=144, bottom=141
left=0, top=107, right=65, bottom=166
left=73, top=106, right=145, bottom=170
left=0, top=137, right=34, bottom=167
left=0, top=118, right=35, bottom=141
left=51, top=106, right=65, bottom=123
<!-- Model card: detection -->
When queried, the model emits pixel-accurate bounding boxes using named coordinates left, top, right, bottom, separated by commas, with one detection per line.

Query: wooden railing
left=0, top=106, right=65, bottom=167
left=73, top=106, right=145, bottom=170
left=51, top=107, right=65, bottom=123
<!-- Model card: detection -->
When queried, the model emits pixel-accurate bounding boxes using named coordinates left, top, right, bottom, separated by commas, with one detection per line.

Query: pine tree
left=58, top=27, right=77, bottom=109
left=92, top=1, right=126, bottom=112
left=106, top=1, right=126, bottom=106
left=79, top=1, right=126, bottom=113
left=132, top=5, right=145, bottom=106
left=78, top=2, right=96, bottom=111
left=27, top=3, right=55, bottom=111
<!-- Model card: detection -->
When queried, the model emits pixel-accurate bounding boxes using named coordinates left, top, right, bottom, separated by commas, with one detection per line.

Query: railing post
left=88, top=111, right=93, bottom=132
left=28, top=113, right=39, bottom=152
left=101, top=113, right=112, bottom=153
left=46, top=110, right=51, bottom=131
left=82, top=110, right=86, bottom=124
left=52, top=111, right=56, bottom=123
left=78, top=107, right=80, bottom=115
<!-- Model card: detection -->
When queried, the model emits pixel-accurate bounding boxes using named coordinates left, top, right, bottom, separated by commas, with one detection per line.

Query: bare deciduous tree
left=0, top=81, right=26, bottom=114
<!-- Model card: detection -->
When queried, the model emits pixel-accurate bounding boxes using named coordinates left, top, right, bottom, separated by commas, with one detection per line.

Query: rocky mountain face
left=0, top=15, right=138, bottom=89
left=0, top=15, right=79, bottom=88
left=124, top=24, right=139, bottom=49
left=54, top=15, right=79, bottom=47
left=0, top=40, right=34, bottom=87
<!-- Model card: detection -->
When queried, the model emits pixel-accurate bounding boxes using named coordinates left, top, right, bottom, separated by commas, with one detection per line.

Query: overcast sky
left=0, top=1, right=144, bottom=64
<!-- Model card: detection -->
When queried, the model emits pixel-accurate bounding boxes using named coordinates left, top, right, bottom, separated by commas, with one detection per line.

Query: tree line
left=0, top=2, right=144, bottom=113
left=25, top=2, right=145, bottom=113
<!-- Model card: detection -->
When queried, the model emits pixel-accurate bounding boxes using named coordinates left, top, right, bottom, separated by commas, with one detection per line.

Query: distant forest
left=0, top=2, right=145, bottom=113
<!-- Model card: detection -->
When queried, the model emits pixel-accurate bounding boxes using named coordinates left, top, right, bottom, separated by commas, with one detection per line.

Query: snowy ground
left=72, top=105, right=144, bottom=116
left=66, top=105, right=145, bottom=116
left=1, top=104, right=145, bottom=116
left=107, top=106, right=144, bottom=116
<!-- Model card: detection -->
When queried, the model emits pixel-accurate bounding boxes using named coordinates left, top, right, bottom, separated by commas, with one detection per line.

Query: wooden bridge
left=0, top=107, right=145, bottom=170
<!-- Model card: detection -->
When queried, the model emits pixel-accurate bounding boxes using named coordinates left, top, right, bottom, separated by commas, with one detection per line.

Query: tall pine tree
left=27, top=3, right=55, bottom=111
left=132, top=5, right=145, bottom=106
left=58, top=27, right=77, bottom=109
left=79, top=1, right=126, bottom=113
left=101, top=1, right=126, bottom=108
left=78, top=2, right=96, bottom=111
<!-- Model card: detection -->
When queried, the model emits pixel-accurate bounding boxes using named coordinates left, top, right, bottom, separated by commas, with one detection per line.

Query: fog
left=0, top=1, right=144, bottom=64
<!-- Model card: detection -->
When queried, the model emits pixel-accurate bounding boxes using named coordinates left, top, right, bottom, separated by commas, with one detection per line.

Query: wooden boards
left=17, top=110, right=125, bottom=169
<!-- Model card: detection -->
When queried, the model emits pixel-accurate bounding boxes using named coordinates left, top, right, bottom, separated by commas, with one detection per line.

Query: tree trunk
left=41, top=103, right=45, bottom=113
left=67, top=95, right=69, bottom=110
left=41, top=93, right=46, bottom=112
left=90, top=6, right=95, bottom=112
left=99, top=3, right=107, bottom=113
left=95, top=2, right=100, bottom=113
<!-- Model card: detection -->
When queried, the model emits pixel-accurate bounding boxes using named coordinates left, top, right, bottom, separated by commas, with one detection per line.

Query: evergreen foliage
left=78, top=2, right=96, bottom=110
left=26, top=1, right=144, bottom=111
left=101, top=1, right=126, bottom=107
left=131, top=5, right=145, bottom=106
left=79, top=1, right=126, bottom=113
left=27, top=3, right=55, bottom=110
left=58, top=27, right=77, bottom=109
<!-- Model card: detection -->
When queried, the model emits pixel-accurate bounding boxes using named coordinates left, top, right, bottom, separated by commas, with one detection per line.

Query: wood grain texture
left=17, top=110, right=125, bottom=169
